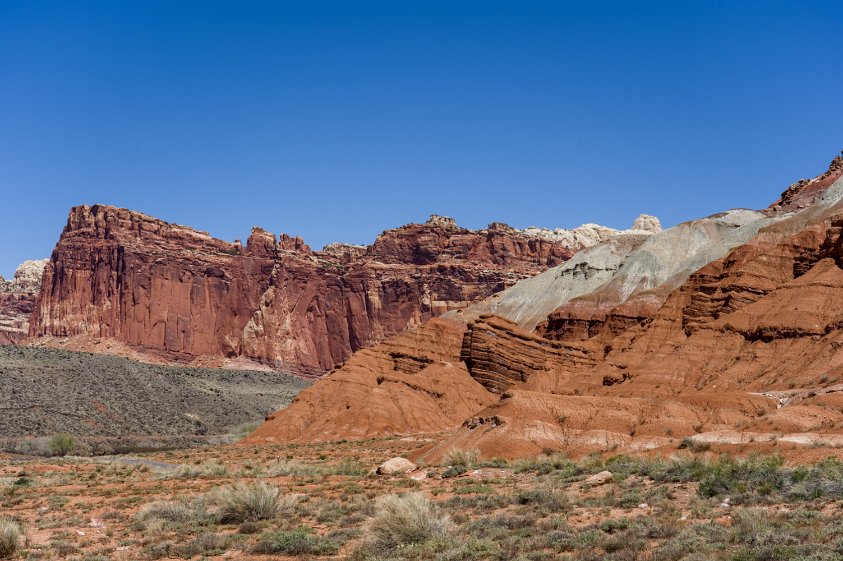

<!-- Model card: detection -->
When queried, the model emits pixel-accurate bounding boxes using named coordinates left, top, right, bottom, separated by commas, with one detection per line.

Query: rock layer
left=31, top=208, right=636, bottom=373
left=460, top=315, right=584, bottom=394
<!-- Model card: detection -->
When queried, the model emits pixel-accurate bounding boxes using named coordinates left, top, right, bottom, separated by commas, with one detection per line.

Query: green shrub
left=253, top=527, right=340, bottom=555
left=651, top=456, right=712, bottom=483
left=697, top=455, right=787, bottom=502
left=787, top=457, right=843, bottom=500
left=177, top=533, right=230, bottom=557
left=514, top=453, right=579, bottom=476
left=515, top=488, right=570, bottom=512
left=48, top=433, right=74, bottom=457
left=442, top=465, right=467, bottom=478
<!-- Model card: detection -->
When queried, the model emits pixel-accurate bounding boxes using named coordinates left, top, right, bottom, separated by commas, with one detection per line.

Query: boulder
left=376, top=457, right=417, bottom=475
left=584, top=471, right=614, bottom=486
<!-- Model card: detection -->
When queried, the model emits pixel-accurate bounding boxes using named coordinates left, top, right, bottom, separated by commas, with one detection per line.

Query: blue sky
left=1, top=1, right=841, bottom=277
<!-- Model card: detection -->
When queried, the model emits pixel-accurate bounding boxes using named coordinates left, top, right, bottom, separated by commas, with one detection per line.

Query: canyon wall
left=30, top=206, right=646, bottom=373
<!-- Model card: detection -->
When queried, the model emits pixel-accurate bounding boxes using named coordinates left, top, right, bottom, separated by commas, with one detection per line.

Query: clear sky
left=1, top=1, right=841, bottom=278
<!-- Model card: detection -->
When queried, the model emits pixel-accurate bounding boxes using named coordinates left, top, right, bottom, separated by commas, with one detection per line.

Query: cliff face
left=0, top=260, right=48, bottom=344
left=31, top=207, right=628, bottom=373
left=237, top=219, right=580, bottom=372
left=30, top=207, right=276, bottom=361
left=771, top=151, right=843, bottom=212
left=538, top=154, right=843, bottom=345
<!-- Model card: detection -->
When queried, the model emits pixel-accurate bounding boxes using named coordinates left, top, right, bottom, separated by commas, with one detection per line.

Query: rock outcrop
left=244, top=318, right=497, bottom=443
left=251, top=148, right=843, bottom=460
left=428, top=153, right=843, bottom=459
left=459, top=315, right=582, bottom=394
left=538, top=209, right=782, bottom=342
left=771, top=151, right=843, bottom=212
left=31, top=208, right=638, bottom=373
left=541, top=152, right=843, bottom=345
left=0, top=260, right=47, bottom=344
left=518, top=214, right=661, bottom=248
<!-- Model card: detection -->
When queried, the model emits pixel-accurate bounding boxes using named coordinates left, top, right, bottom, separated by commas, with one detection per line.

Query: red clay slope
left=246, top=317, right=497, bottom=443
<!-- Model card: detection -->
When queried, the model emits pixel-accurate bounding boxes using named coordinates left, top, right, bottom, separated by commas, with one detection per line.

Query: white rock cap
left=631, top=214, right=662, bottom=233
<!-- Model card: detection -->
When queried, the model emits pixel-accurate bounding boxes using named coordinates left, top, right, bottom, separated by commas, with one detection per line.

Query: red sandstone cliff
left=30, top=207, right=595, bottom=373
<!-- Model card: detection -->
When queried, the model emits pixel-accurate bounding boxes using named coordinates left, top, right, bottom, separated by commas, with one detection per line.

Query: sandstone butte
left=247, top=150, right=843, bottom=461
left=25, top=207, right=658, bottom=375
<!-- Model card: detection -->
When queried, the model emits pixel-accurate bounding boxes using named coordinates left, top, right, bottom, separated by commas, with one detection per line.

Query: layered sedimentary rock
left=252, top=149, right=843, bottom=459
left=245, top=318, right=497, bottom=443
left=538, top=209, right=782, bottom=342
left=425, top=390, right=773, bottom=460
left=245, top=224, right=661, bottom=441
left=31, top=207, right=277, bottom=363
left=31, top=207, right=641, bottom=373
left=451, top=232, right=656, bottom=330
left=460, top=315, right=588, bottom=393
left=0, top=260, right=48, bottom=344
left=430, top=156, right=843, bottom=458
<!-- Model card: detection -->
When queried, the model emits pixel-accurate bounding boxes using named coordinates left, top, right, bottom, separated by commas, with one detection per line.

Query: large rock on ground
left=376, top=457, right=417, bottom=475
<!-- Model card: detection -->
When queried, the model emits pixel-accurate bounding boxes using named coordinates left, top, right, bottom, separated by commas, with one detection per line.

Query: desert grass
left=10, top=438, right=843, bottom=560
left=213, top=481, right=288, bottom=523
left=365, top=492, right=452, bottom=552
left=0, top=518, right=23, bottom=559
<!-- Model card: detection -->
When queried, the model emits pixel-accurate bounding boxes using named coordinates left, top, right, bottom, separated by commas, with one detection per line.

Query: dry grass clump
left=158, top=460, right=228, bottom=479
left=0, top=518, right=24, bottom=559
left=367, top=492, right=452, bottom=551
left=444, top=448, right=480, bottom=468
left=253, top=527, right=340, bottom=556
left=137, top=497, right=212, bottom=526
left=138, top=481, right=290, bottom=530
left=213, top=481, right=288, bottom=523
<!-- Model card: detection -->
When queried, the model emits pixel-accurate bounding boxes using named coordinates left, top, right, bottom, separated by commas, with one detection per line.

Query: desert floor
left=3, top=437, right=843, bottom=561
